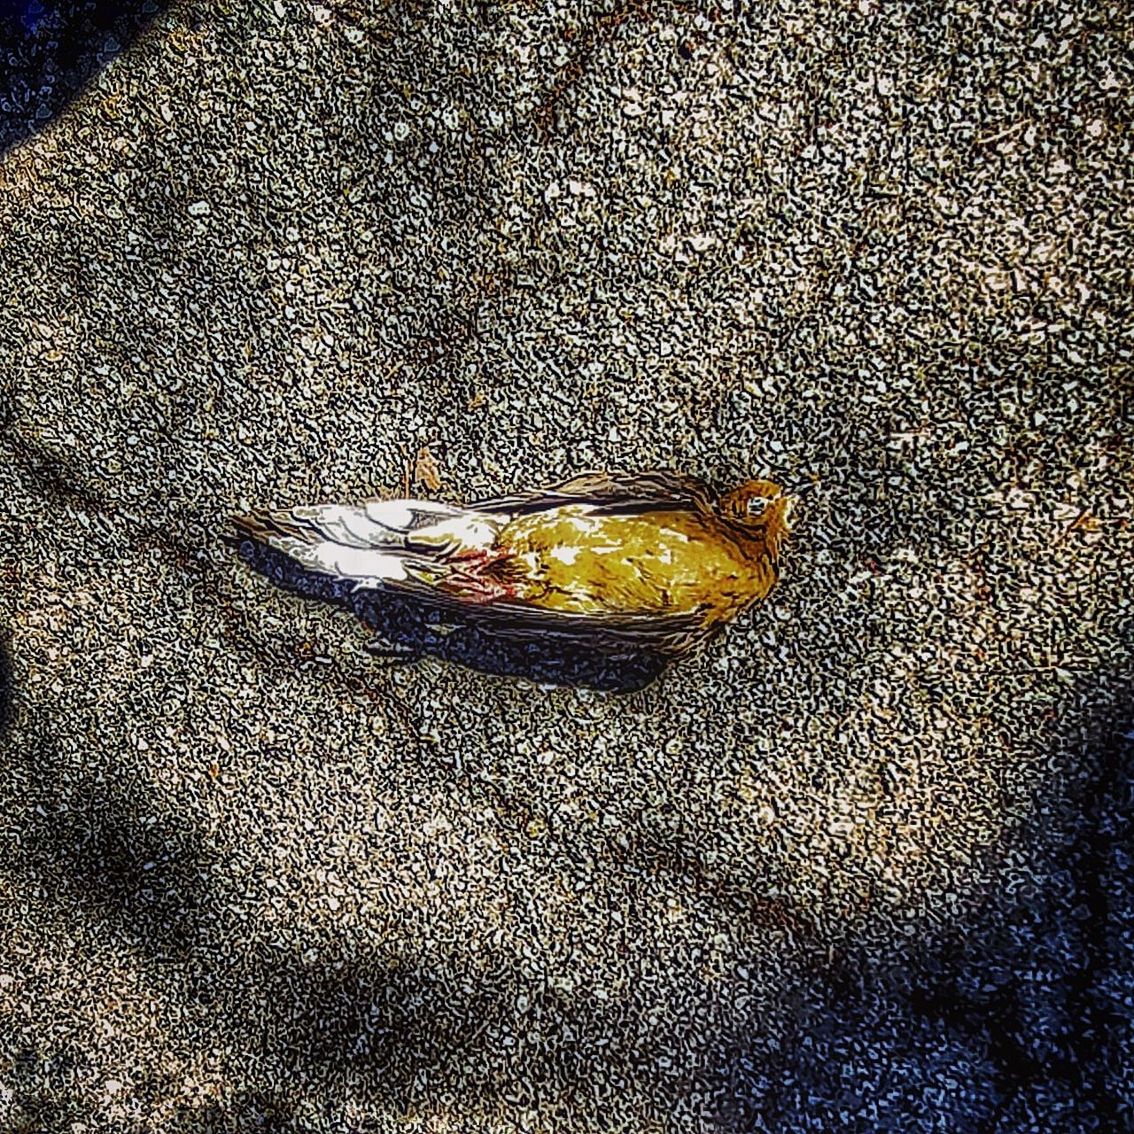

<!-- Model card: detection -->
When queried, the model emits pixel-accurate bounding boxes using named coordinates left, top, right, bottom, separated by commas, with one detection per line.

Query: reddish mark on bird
left=441, top=548, right=519, bottom=603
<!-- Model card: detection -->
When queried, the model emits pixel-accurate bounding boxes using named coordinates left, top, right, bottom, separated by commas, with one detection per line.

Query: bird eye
left=746, top=496, right=769, bottom=517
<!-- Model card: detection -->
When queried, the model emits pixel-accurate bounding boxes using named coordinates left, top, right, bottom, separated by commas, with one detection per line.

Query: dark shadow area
left=0, top=727, right=676, bottom=1125
left=235, top=538, right=674, bottom=694
left=0, top=0, right=174, bottom=153
left=3, top=1039, right=90, bottom=1134
left=11, top=715, right=215, bottom=956
left=0, top=644, right=696, bottom=1125
left=711, top=673, right=1134, bottom=1133
left=0, top=646, right=210, bottom=1126
left=0, top=631, right=13, bottom=739
left=2, top=560, right=1131, bottom=1130
left=205, top=949, right=620, bottom=1112
left=166, top=1091, right=294, bottom=1134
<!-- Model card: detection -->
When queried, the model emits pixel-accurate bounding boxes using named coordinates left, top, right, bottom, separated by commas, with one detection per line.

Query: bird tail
left=231, top=498, right=505, bottom=591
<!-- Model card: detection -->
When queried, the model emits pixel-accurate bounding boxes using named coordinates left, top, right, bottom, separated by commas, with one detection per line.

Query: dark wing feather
left=234, top=472, right=721, bottom=656
left=472, top=470, right=716, bottom=517
left=474, top=606, right=712, bottom=655
left=368, top=574, right=710, bottom=655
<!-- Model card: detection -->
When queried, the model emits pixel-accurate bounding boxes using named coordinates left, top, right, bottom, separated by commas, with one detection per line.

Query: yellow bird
left=233, top=471, right=793, bottom=657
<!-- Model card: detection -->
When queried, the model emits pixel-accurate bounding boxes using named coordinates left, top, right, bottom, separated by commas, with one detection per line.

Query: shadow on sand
left=0, top=631, right=12, bottom=738
left=2, top=554, right=1131, bottom=1129
left=1, top=0, right=173, bottom=153
left=233, top=537, right=675, bottom=694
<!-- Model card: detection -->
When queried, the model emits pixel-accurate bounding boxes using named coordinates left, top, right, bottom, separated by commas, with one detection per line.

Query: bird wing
left=364, top=572, right=712, bottom=654
left=471, top=470, right=716, bottom=516
left=232, top=474, right=719, bottom=654
left=231, top=498, right=505, bottom=589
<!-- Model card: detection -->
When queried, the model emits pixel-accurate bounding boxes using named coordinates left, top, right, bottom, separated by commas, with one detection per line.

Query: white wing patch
left=272, top=536, right=414, bottom=582
left=406, top=514, right=502, bottom=553
left=363, top=499, right=464, bottom=530
left=247, top=499, right=506, bottom=588
left=288, top=500, right=504, bottom=555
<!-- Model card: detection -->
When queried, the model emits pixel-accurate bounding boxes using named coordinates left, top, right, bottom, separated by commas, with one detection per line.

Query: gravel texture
left=1, top=0, right=1132, bottom=1131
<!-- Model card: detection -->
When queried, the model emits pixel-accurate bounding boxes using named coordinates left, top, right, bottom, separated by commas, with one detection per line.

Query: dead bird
left=232, top=471, right=793, bottom=659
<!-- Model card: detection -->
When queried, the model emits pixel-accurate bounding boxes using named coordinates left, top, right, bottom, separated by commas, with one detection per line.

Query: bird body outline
left=233, top=471, right=793, bottom=657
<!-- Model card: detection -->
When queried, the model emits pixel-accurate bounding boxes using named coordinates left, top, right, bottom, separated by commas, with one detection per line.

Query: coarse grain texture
left=1, top=0, right=1132, bottom=1131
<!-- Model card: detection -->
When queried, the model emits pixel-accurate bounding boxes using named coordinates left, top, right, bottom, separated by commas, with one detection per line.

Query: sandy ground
left=1, top=1, right=1132, bottom=1131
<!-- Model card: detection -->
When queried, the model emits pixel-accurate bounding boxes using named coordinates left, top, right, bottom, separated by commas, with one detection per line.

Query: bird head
left=718, top=479, right=794, bottom=556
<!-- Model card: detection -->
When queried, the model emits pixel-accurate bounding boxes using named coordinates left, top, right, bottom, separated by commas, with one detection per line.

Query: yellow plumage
left=494, top=504, right=781, bottom=623
left=233, top=471, right=793, bottom=659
